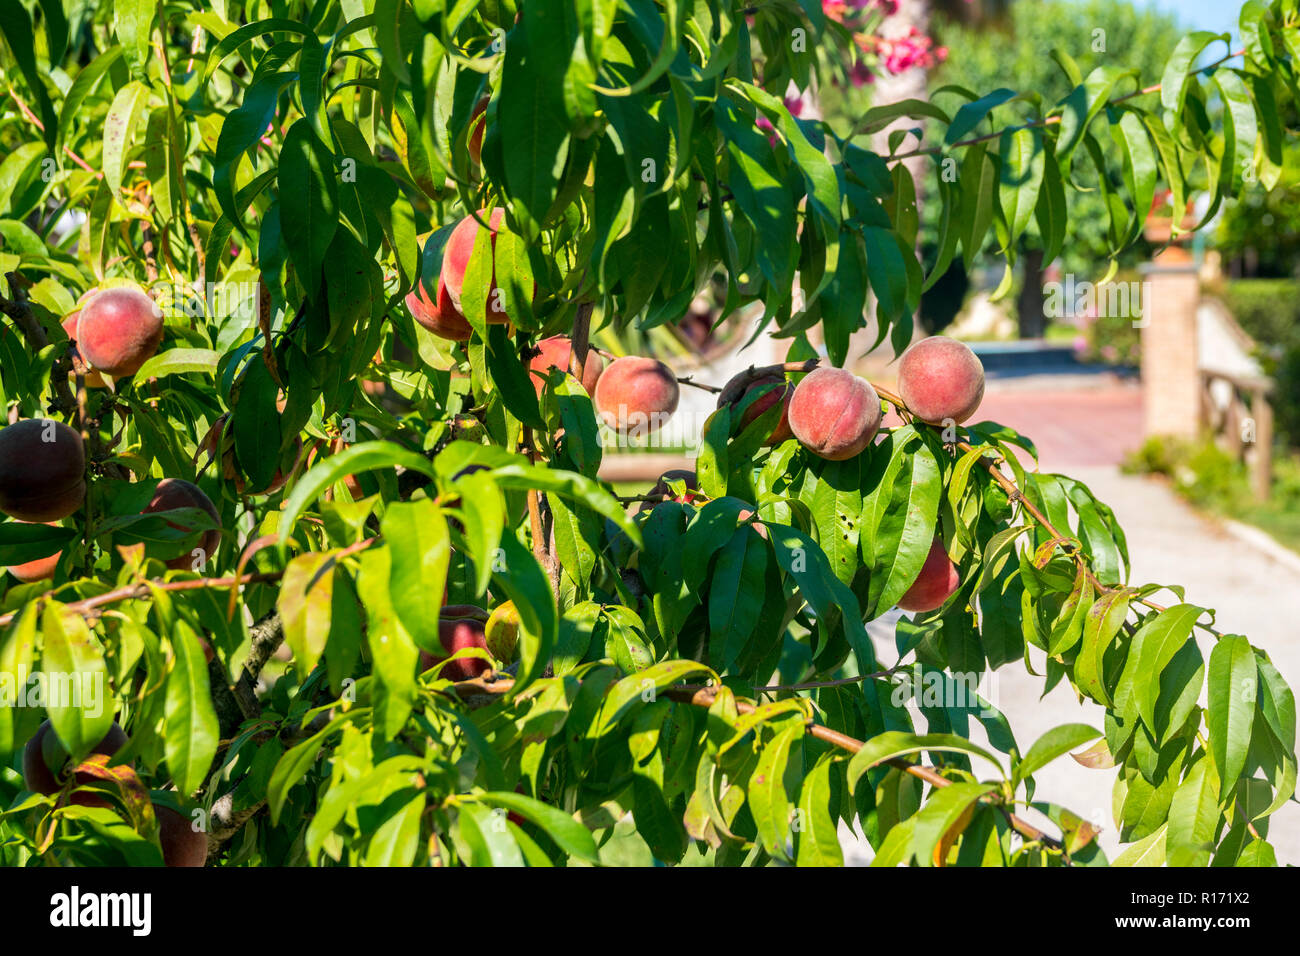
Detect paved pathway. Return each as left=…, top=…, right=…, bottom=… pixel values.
left=841, top=377, right=1300, bottom=866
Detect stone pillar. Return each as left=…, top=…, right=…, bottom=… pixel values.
left=1139, top=245, right=1201, bottom=439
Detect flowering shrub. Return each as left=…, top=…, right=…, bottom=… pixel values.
left=820, top=0, right=949, bottom=87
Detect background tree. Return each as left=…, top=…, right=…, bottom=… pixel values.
left=0, top=0, right=1295, bottom=868
left=916, top=0, right=1185, bottom=336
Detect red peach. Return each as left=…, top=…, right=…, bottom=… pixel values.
left=593, top=356, right=680, bottom=436
left=897, top=536, right=961, bottom=613
left=5, top=520, right=62, bottom=583
left=418, top=613, right=491, bottom=681
left=528, top=336, right=605, bottom=397
left=0, top=419, right=86, bottom=522
left=22, top=719, right=130, bottom=807
left=141, top=478, right=221, bottom=570
left=441, top=208, right=512, bottom=324
left=787, top=367, right=882, bottom=460
left=75, top=285, right=164, bottom=378
left=726, top=373, right=793, bottom=444
left=896, top=336, right=986, bottom=425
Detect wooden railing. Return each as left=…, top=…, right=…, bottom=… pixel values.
left=1198, top=368, right=1274, bottom=500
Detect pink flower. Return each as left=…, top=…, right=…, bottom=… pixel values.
left=877, top=28, right=946, bottom=73
left=784, top=94, right=804, bottom=118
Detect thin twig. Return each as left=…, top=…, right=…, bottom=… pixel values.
left=448, top=675, right=1067, bottom=855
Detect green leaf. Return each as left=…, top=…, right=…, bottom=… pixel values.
left=865, top=432, right=942, bottom=616
left=1212, top=69, right=1258, bottom=193
left=497, top=0, right=572, bottom=227
left=113, top=0, right=154, bottom=75
left=596, top=660, right=714, bottom=735
left=278, top=551, right=342, bottom=679
left=0, top=520, right=75, bottom=566
left=997, top=126, right=1045, bottom=248
left=202, top=18, right=313, bottom=81
left=58, top=48, right=122, bottom=147
left=847, top=732, right=1006, bottom=795
left=708, top=529, right=768, bottom=673
left=714, top=95, right=797, bottom=293
left=1160, top=32, right=1229, bottom=124
left=381, top=499, right=450, bottom=656
left=1112, top=822, right=1167, bottom=867
left=1109, top=108, right=1157, bottom=246
left=1255, top=652, right=1296, bottom=751
left=1166, top=756, right=1220, bottom=868
left=1112, top=603, right=1203, bottom=727
left=795, top=754, right=843, bottom=867
left=958, top=141, right=996, bottom=270
left=103, top=80, right=151, bottom=199
left=133, top=349, right=220, bottom=381
left=162, top=619, right=220, bottom=796
left=945, top=89, right=1019, bottom=144
left=911, top=782, right=995, bottom=868
left=0, top=0, right=57, bottom=152
left=476, top=792, right=600, bottom=864
left=278, top=119, right=338, bottom=297
left=1235, top=839, right=1277, bottom=867
left=278, top=441, right=438, bottom=544
left=40, top=605, right=113, bottom=763
left=1207, top=635, right=1256, bottom=788
left=629, top=768, right=686, bottom=863
left=492, top=531, right=558, bottom=693
left=750, top=723, right=803, bottom=864
left=863, top=225, right=908, bottom=325
left=363, top=791, right=425, bottom=867
left=0, top=606, right=37, bottom=758
left=268, top=714, right=349, bottom=823
left=1014, top=724, right=1100, bottom=789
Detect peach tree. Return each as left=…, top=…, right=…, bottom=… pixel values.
left=0, top=0, right=1295, bottom=867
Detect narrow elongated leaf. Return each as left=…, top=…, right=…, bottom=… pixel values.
left=1207, top=635, right=1256, bottom=788
left=162, top=621, right=220, bottom=796
left=1014, top=724, right=1100, bottom=788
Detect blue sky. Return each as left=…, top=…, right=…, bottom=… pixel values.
left=1138, top=0, right=1238, bottom=36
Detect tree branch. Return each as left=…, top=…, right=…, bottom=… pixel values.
left=447, top=674, right=1071, bottom=857
left=2, top=272, right=79, bottom=416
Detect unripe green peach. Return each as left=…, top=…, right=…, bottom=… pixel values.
left=485, top=600, right=521, bottom=662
